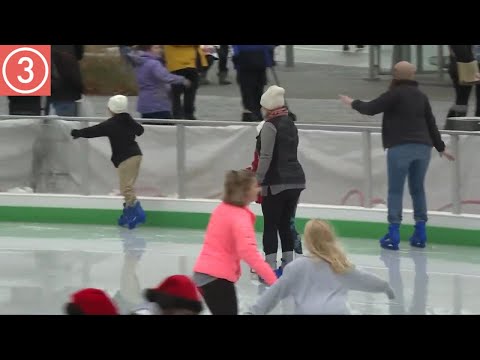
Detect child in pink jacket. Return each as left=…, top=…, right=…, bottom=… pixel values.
left=193, top=170, right=278, bottom=315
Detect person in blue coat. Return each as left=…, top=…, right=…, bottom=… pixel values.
left=232, top=45, right=275, bottom=122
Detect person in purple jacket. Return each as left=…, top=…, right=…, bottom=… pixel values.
left=128, top=45, right=191, bottom=123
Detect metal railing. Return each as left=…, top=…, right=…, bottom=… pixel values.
left=0, top=115, right=478, bottom=215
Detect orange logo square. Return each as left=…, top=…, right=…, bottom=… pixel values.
left=0, top=45, right=51, bottom=96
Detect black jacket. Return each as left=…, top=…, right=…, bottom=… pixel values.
left=51, top=45, right=84, bottom=102
left=351, top=80, right=445, bottom=152
left=450, top=45, right=476, bottom=63
left=71, top=113, right=144, bottom=167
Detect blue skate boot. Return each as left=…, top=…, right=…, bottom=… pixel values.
left=124, top=205, right=140, bottom=230
left=118, top=203, right=128, bottom=227
left=409, top=221, right=427, bottom=248
left=380, top=223, right=400, bottom=251
left=134, top=201, right=146, bottom=225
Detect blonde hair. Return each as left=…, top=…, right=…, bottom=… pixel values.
left=304, top=219, right=353, bottom=274
left=222, top=170, right=256, bottom=207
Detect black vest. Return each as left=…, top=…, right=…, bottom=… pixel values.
left=257, top=115, right=305, bottom=186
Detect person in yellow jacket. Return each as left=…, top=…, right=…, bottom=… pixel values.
left=163, top=45, right=207, bottom=120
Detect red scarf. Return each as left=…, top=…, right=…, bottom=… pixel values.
left=266, top=107, right=289, bottom=120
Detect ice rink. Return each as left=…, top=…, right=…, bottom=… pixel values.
left=0, top=221, right=478, bottom=315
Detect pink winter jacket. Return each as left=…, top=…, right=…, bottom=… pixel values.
left=193, top=202, right=277, bottom=286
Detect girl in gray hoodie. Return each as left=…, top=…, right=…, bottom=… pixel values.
left=248, top=219, right=395, bottom=315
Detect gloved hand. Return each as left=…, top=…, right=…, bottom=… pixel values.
left=71, top=129, right=80, bottom=139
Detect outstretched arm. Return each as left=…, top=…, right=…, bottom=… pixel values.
left=71, top=122, right=109, bottom=139
left=340, top=267, right=395, bottom=299
left=351, top=91, right=396, bottom=116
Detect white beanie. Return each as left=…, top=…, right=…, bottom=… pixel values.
left=260, top=85, right=285, bottom=110
left=108, top=95, right=128, bottom=114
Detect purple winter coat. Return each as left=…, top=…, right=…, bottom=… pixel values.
left=128, top=51, right=185, bottom=114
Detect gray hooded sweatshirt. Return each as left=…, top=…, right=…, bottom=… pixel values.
left=249, top=256, right=394, bottom=315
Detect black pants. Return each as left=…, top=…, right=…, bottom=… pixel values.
left=8, top=96, right=42, bottom=116
left=200, top=278, right=238, bottom=315
left=237, top=69, right=266, bottom=120
left=261, top=188, right=302, bottom=256
left=447, top=62, right=480, bottom=118
left=171, top=68, right=199, bottom=120
left=218, top=45, right=229, bottom=73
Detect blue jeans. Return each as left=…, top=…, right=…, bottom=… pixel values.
left=387, top=143, right=431, bottom=224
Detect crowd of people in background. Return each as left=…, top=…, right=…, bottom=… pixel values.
left=7, top=45, right=282, bottom=123
left=121, top=44, right=278, bottom=122
left=6, top=45, right=480, bottom=126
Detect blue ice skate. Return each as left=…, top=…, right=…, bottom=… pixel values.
left=134, top=201, right=146, bottom=224
left=118, top=203, right=128, bottom=227
left=409, top=221, right=427, bottom=248
left=380, top=223, right=400, bottom=251
left=124, top=205, right=140, bottom=230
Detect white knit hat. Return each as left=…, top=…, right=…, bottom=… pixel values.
left=108, top=95, right=128, bottom=114
left=260, top=85, right=285, bottom=110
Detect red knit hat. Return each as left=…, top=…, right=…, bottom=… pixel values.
left=66, top=288, right=119, bottom=315
left=144, top=275, right=203, bottom=314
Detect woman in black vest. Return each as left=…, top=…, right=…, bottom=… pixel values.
left=256, top=86, right=306, bottom=276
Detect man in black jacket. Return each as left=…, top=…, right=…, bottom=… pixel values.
left=340, top=61, right=454, bottom=251
left=49, top=45, right=84, bottom=116
left=70, top=95, right=146, bottom=229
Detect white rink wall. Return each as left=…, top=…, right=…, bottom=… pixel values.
left=0, top=118, right=479, bottom=214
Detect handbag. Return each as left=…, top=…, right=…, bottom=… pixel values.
left=457, top=60, right=480, bottom=85
left=452, top=45, right=480, bottom=85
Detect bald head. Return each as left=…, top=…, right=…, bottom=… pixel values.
left=393, top=61, right=416, bottom=80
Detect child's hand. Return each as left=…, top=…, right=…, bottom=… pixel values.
left=183, top=79, right=192, bottom=88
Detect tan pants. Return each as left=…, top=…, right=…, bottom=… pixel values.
left=118, top=155, right=142, bottom=207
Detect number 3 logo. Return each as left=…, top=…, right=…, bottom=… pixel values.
left=17, top=57, right=34, bottom=84
left=1, top=46, right=50, bottom=95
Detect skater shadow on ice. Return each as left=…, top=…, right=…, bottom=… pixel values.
left=113, top=230, right=148, bottom=314
left=380, top=249, right=428, bottom=315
